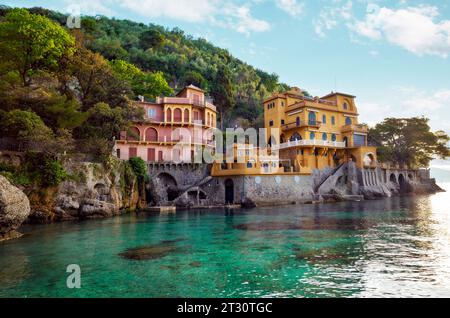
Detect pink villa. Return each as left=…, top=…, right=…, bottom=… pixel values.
left=114, top=85, right=217, bottom=163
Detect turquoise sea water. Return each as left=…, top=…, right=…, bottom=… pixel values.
left=1, top=183, right=450, bottom=298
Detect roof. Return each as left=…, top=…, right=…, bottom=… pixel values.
left=321, top=92, right=356, bottom=99
left=176, top=84, right=205, bottom=96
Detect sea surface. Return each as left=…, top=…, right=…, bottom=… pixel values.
left=1, top=183, right=449, bottom=298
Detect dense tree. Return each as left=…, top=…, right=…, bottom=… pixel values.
left=368, top=117, right=450, bottom=167
left=210, top=66, right=235, bottom=129
left=139, top=29, right=164, bottom=50
left=110, top=59, right=173, bottom=99
left=0, top=8, right=75, bottom=86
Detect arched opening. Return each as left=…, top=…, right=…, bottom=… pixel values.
left=225, top=179, right=234, bottom=204
left=174, top=108, right=182, bottom=122
left=145, top=127, right=158, bottom=142
left=343, top=137, right=348, bottom=147
left=390, top=173, right=397, bottom=184
left=166, top=108, right=172, bottom=122
left=398, top=174, right=409, bottom=193
left=156, top=173, right=178, bottom=202
left=290, top=132, right=302, bottom=141
left=308, top=112, right=316, bottom=125
left=184, top=109, right=189, bottom=123
left=127, top=127, right=140, bottom=141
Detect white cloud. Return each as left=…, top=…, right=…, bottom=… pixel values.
left=350, top=5, right=450, bottom=58
left=314, top=0, right=353, bottom=37
left=64, top=0, right=270, bottom=35
left=276, top=0, right=304, bottom=17
left=119, top=0, right=217, bottom=23
left=222, top=4, right=271, bottom=35
left=63, top=0, right=115, bottom=16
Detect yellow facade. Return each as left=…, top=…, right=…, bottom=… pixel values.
left=212, top=87, right=378, bottom=176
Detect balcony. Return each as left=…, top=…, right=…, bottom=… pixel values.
left=272, top=139, right=346, bottom=150
left=281, top=120, right=322, bottom=131
left=156, top=96, right=217, bottom=111
left=341, top=124, right=368, bottom=134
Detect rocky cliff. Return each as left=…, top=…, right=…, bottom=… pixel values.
left=0, top=175, right=30, bottom=241
left=25, top=158, right=146, bottom=223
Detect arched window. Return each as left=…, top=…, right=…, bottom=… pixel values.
left=322, top=133, right=327, bottom=141
left=174, top=108, right=182, bottom=122
left=345, top=117, right=352, bottom=125
left=166, top=108, right=172, bottom=122
left=145, top=128, right=158, bottom=142
left=331, top=116, right=335, bottom=125
left=308, top=112, right=316, bottom=125
left=310, top=132, right=315, bottom=140
left=290, top=132, right=302, bottom=141
left=343, top=102, right=348, bottom=110
left=296, top=116, right=300, bottom=126
left=184, top=109, right=189, bottom=123
left=331, top=133, right=337, bottom=141
left=322, top=115, right=326, bottom=124
left=127, top=127, right=140, bottom=141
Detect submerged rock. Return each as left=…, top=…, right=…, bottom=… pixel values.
left=119, top=243, right=180, bottom=260
left=0, top=175, right=30, bottom=241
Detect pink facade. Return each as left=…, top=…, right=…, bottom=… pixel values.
left=114, top=85, right=217, bottom=163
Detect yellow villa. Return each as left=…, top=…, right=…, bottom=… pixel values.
left=212, top=87, right=378, bottom=176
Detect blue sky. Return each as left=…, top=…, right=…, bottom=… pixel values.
left=3, top=0, right=450, bottom=167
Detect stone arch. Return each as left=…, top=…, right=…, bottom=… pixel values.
left=127, top=126, right=141, bottom=141
left=390, top=173, right=398, bottom=184
left=398, top=173, right=408, bottom=193
left=173, top=108, right=182, bottom=122
left=145, top=127, right=158, bottom=142
left=156, top=173, right=179, bottom=202
left=225, top=179, right=234, bottom=204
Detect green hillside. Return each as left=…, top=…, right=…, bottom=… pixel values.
left=0, top=5, right=292, bottom=128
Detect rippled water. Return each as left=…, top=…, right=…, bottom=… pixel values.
left=1, top=183, right=449, bottom=298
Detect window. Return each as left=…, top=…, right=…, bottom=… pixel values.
left=296, top=117, right=300, bottom=126
left=281, top=119, right=285, bottom=125
left=345, top=117, right=352, bottom=125
left=322, top=115, right=326, bottom=124
left=148, top=108, right=156, bottom=118
left=343, top=102, right=348, bottom=110
left=353, top=134, right=366, bottom=146
left=310, top=132, right=315, bottom=140
left=308, top=112, right=316, bottom=125
left=331, top=116, right=335, bottom=125
left=247, top=161, right=253, bottom=168
left=290, top=132, right=302, bottom=141
left=322, top=133, right=327, bottom=141
left=331, top=134, right=337, bottom=141
left=269, top=120, right=274, bottom=127
left=281, top=101, right=285, bottom=107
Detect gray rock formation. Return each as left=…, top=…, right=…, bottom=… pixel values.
left=0, top=175, right=30, bottom=241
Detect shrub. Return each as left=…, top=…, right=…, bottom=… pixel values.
left=128, top=157, right=148, bottom=183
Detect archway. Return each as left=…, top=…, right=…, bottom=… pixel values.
left=390, top=173, right=397, bottom=184
left=290, top=132, right=301, bottom=141
left=398, top=174, right=408, bottom=193
left=127, top=127, right=140, bottom=141
left=145, top=127, right=158, bottom=142
left=174, top=108, right=182, bottom=122
left=156, top=173, right=179, bottom=202
left=225, top=179, right=234, bottom=204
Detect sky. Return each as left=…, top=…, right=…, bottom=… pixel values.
left=2, top=0, right=450, bottom=168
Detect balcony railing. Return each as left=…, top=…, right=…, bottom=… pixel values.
left=281, top=120, right=322, bottom=131
left=341, top=124, right=368, bottom=133
left=272, top=139, right=346, bottom=150
left=156, top=96, right=217, bottom=111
